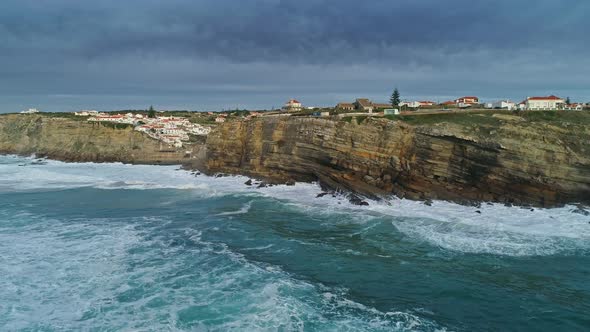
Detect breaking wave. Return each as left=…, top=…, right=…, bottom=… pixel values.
left=0, top=212, right=443, bottom=331
left=2, top=154, right=589, bottom=259
left=2, top=154, right=590, bottom=330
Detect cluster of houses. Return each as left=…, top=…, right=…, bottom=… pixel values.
left=135, top=116, right=210, bottom=148
left=422, top=95, right=585, bottom=111
left=481, top=96, right=584, bottom=111
left=86, top=112, right=210, bottom=148
left=332, top=95, right=586, bottom=113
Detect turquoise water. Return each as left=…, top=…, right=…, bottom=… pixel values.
left=1, top=155, right=589, bottom=331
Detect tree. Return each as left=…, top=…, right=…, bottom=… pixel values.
left=390, top=88, right=401, bottom=107
left=566, top=97, right=571, bottom=105
left=148, top=105, right=156, bottom=118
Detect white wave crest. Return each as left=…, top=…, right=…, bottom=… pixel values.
left=2, top=155, right=589, bottom=257
left=216, top=201, right=253, bottom=216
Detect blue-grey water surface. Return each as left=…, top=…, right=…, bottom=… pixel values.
left=1, top=155, right=589, bottom=331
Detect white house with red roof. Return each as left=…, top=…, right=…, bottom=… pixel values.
left=524, top=95, right=565, bottom=110
left=454, top=96, right=479, bottom=108
left=283, top=99, right=302, bottom=111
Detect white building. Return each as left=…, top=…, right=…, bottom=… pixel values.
left=283, top=99, right=302, bottom=111
left=88, top=114, right=139, bottom=124
left=74, top=110, right=98, bottom=116
left=399, top=101, right=434, bottom=108
left=492, top=100, right=516, bottom=110
left=525, top=95, right=565, bottom=110
left=20, top=108, right=39, bottom=114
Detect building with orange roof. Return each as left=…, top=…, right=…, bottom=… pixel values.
left=524, top=95, right=565, bottom=110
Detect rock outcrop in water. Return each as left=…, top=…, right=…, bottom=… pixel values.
left=206, top=114, right=590, bottom=207
left=0, top=114, right=205, bottom=165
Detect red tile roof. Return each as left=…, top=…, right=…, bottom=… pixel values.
left=454, top=97, right=479, bottom=104
left=527, top=95, right=562, bottom=101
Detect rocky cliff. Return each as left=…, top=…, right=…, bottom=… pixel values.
left=0, top=114, right=205, bottom=165
left=206, top=113, right=590, bottom=207
left=3, top=112, right=589, bottom=207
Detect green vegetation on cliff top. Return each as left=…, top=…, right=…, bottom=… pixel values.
left=385, top=110, right=590, bottom=128
left=3, top=109, right=590, bottom=131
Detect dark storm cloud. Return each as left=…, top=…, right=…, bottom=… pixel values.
left=0, top=0, right=589, bottom=111
left=2, top=0, right=589, bottom=63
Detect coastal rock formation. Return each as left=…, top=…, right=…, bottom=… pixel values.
left=206, top=115, right=590, bottom=207
left=0, top=114, right=205, bottom=165
left=2, top=112, right=589, bottom=207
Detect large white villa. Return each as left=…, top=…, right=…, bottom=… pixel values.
left=524, top=95, right=565, bottom=110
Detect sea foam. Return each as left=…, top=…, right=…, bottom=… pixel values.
left=2, top=155, right=589, bottom=258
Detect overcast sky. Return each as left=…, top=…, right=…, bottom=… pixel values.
left=1, top=0, right=588, bottom=112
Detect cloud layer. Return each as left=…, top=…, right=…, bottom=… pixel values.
left=1, top=0, right=588, bottom=111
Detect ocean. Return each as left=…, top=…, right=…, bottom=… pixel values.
left=0, top=155, right=589, bottom=331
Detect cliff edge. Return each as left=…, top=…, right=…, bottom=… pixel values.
left=206, top=113, right=590, bottom=207
left=2, top=112, right=589, bottom=207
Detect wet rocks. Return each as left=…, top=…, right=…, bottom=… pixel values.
left=349, top=195, right=369, bottom=206
left=571, top=205, right=590, bottom=216
left=244, top=179, right=253, bottom=186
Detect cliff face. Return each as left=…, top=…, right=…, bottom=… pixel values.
left=3, top=112, right=589, bottom=207
left=206, top=114, right=590, bottom=207
left=0, top=114, right=204, bottom=165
